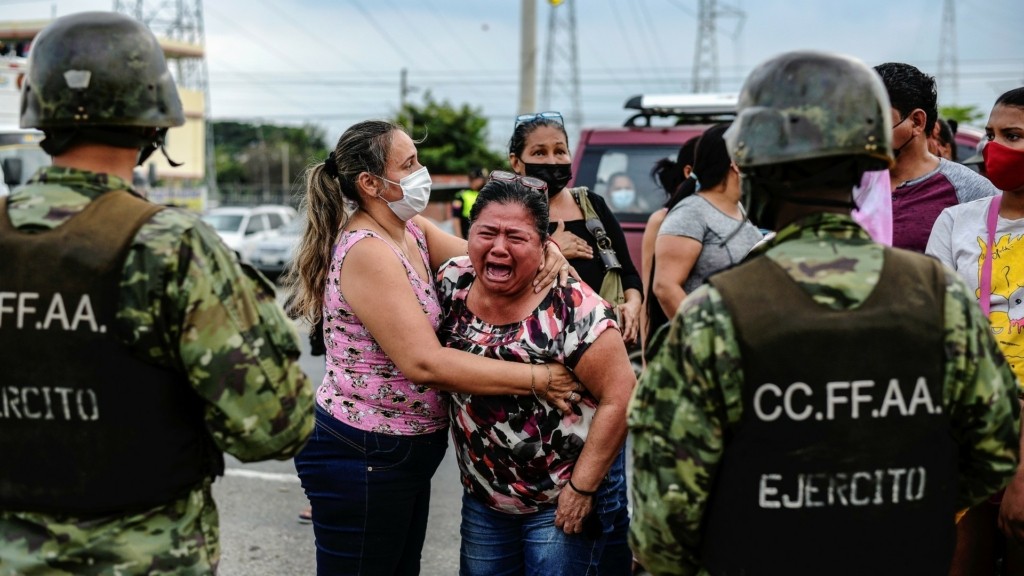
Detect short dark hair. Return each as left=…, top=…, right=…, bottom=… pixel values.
left=469, top=179, right=550, bottom=241
left=874, top=62, right=938, bottom=133
left=508, top=116, right=569, bottom=159
left=996, top=87, right=1024, bottom=109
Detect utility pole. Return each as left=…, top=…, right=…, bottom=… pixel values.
left=518, top=0, right=537, bottom=115
left=541, top=0, right=582, bottom=135
left=937, top=0, right=959, bottom=105
left=692, top=0, right=744, bottom=93
left=280, top=141, right=290, bottom=196
left=400, top=67, right=410, bottom=110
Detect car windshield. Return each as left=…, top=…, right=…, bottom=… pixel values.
left=575, top=144, right=681, bottom=223
left=202, top=213, right=244, bottom=233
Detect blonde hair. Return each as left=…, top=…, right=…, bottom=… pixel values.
left=284, top=120, right=402, bottom=323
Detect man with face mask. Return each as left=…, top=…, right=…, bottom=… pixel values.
left=629, top=51, right=1020, bottom=576
left=874, top=62, right=998, bottom=253
left=0, top=12, right=314, bottom=574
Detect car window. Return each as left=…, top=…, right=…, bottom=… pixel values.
left=281, top=216, right=305, bottom=235
left=202, top=214, right=244, bottom=233
left=245, top=215, right=267, bottom=235
left=267, top=213, right=284, bottom=229
left=575, top=145, right=680, bottom=223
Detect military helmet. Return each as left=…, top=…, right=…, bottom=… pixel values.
left=20, top=11, right=184, bottom=130
left=725, top=51, right=893, bottom=171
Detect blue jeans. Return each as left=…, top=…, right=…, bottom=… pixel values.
left=459, top=449, right=631, bottom=576
left=294, top=405, right=448, bottom=576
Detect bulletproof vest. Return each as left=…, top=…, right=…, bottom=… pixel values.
left=701, top=248, right=956, bottom=576
left=0, top=190, right=224, bottom=516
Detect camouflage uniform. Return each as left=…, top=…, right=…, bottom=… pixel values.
left=628, top=213, right=1021, bottom=576
left=0, top=167, right=314, bottom=576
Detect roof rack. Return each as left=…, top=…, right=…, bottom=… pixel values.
left=623, top=93, right=738, bottom=127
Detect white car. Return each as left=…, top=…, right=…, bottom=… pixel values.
left=251, top=215, right=305, bottom=281
left=201, top=205, right=297, bottom=263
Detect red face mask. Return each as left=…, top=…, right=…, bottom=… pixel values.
left=984, top=140, right=1024, bottom=193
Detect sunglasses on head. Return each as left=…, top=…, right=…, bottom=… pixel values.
left=514, top=111, right=564, bottom=128
left=488, top=170, right=548, bottom=193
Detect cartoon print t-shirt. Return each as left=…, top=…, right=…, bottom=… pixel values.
left=927, top=195, right=1024, bottom=387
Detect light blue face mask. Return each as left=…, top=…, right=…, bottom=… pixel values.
left=378, top=166, right=432, bottom=221
left=609, top=188, right=636, bottom=209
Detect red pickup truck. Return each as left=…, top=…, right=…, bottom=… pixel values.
left=569, top=94, right=986, bottom=272
left=568, top=93, right=738, bottom=271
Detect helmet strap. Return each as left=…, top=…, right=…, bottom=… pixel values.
left=137, top=130, right=182, bottom=167
left=41, top=127, right=182, bottom=168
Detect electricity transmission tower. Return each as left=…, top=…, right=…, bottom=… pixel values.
left=113, top=0, right=217, bottom=193
left=692, top=0, right=745, bottom=93
left=541, top=0, right=582, bottom=135
left=937, top=0, right=959, bottom=104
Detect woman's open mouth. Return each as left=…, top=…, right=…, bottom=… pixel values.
left=484, top=262, right=513, bottom=280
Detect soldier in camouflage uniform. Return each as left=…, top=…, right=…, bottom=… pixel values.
left=0, top=12, right=313, bottom=575
left=628, top=51, right=1021, bottom=576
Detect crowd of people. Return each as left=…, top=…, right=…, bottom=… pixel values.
left=3, top=10, right=1024, bottom=576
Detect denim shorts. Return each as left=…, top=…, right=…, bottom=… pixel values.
left=459, top=448, right=631, bottom=576
left=294, top=404, right=449, bottom=576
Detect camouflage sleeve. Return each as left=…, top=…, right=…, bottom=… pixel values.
left=117, top=208, right=314, bottom=462
left=942, top=268, right=1020, bottom=509
left=628, top=284, right=742, bottom=576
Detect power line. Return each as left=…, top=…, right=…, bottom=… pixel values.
left=419, top=0, right=491, bottom=71
left=349, top=0, right=425, bottom=68
left=253, top=0, right=372, bottom=75
left=606, top=0, right=652, bottom=92
left=635, top=0, right=674, bottom=64
left=664, top=0, right=697, bottom=18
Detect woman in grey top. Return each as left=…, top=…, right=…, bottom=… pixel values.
left=652, top=123, right=763, bottom=319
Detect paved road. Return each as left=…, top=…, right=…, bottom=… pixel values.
left=214, top=312, right=463, bottom=575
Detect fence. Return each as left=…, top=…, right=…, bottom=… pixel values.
left=212, top=184, right=305, bottom=210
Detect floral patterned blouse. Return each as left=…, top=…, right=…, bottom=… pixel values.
left=316, top=221, right=449, bottom=435
left=437, top=256, right=618, bottom=514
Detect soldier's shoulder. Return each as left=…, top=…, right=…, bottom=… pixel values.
left=135, top=205, right=222, bottom=249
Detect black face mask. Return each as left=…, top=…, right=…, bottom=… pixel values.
left=892, top=115, right=915, bottom=159
left=523, top=162, right=572, bottom=196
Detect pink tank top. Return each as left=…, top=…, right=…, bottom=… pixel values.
left=316, top=221, right=449, bottom=435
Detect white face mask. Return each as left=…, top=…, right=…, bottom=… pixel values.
left=609, top=187, right=636, bottom=209
left=378, top=166, right=432, bottom=221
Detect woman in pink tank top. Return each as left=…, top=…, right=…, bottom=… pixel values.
left=287, top=120, right=576, bottom=575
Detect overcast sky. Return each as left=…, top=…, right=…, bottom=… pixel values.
left=6, top=0, right=1023, bottom=151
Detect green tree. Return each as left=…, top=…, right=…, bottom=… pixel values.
left=393, top=92, right=505, bottom=175
left=212, top=121, right=328, bottom=187
left=940, top=105, right=986, bottom=126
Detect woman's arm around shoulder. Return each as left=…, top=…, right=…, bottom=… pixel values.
left=340, top=237, right=576, bottom=410
left=413, top=215, right=468, bottom=272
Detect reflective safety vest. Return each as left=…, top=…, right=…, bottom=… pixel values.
left=455, top=189, right=479, bottom=219
left=702, top=249, right=955, bottom=575
left=0, top=190, right=224, bottom=517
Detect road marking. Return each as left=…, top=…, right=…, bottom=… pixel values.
left=225, top=468, right=301, bottom=484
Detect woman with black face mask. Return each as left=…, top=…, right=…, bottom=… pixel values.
left=508, top=112, right=643, bottom=346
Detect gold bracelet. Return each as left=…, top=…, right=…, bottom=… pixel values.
left=531, top=365, right=542, bottom=402
left=545, top=364, right=552, bottom=396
